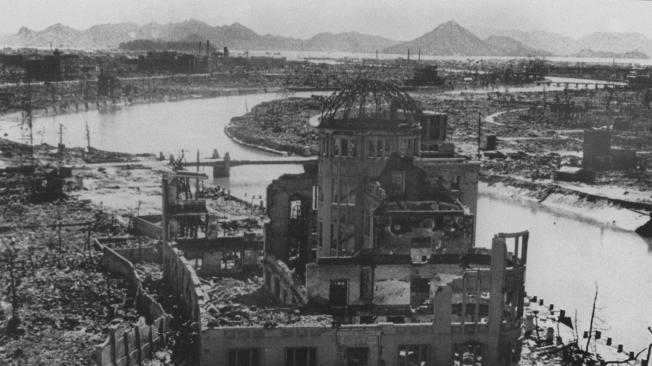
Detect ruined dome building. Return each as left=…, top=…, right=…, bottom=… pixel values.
left=148, top=79, right=532, bottom=365
left=248, top=79, right=531, bottom=366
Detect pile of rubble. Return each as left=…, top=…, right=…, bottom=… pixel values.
left=0, top=180, right=146, bottom=365
left=227, top=97, right=322, bottom=156
left=0, top=245, right=142, bottom=364
left=134, top=262, right=164, bottom=298
left=200, top=276, right=332, bottom=328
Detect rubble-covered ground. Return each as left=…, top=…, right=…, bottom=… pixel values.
left=0, top=188, right=146, bottom=365
left=226, top=96, right=323, bottom=156
left=71, top=162, right=264, bottom=225
left=0, top=136, right=149, bottom=168
left=519, top=300, right=638, bottom=366
left=200, top=276, right=332, bottom=329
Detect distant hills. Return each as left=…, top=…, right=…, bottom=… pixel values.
left=471, top=26, right=651, bottom=58
left=383, top=21, right=550, bottom=56
left=1, top=19, right=649, bottom=58
left=304, top=32, right=398, bottom=53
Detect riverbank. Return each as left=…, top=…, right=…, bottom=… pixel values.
left=226, top=96, right=323, bottom=156
left=223, top=125, right=288, bottom=156
left=479, top=179, right=650, bottom=233
left=0, top=82, right=284, bottom=123
left=0, top=137, right=152, bottom=169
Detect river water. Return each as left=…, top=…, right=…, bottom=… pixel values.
left=1, top=92, right=650, bottom=351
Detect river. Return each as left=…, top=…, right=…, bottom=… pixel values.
left=1, top=91, right=651, bottom=351
left=476, top=189, right=651, bottom=351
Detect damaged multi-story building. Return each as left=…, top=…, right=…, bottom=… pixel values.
left=251, top=79, right=530, bottom=366
left=152, top=79, right=530, bottom=366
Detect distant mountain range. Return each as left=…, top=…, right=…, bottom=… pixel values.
left=471, top=26, right=652, bottom=58
left=1, top=19, right=649, bottom=58
left=383, top=21, right=550, bottom=56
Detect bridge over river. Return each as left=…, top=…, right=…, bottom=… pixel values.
left=180, top=153, right=317, bottom=177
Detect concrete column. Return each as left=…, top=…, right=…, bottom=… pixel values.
left=212, top=153, right=231, bottom=178
left=487, top=235, right=506, bottom=365
left=161, top=175, right=172, bottom=242
left=433, top=285, right=453, bottom=366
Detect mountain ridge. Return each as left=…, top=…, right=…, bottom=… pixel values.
left=383, top=21, right=547, bottom=56
left=2, top=19, right=651, bottom=58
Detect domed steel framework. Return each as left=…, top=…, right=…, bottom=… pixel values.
left=319, top=79, right=420, bottom=124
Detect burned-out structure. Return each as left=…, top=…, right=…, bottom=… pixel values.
left=153, top=171, right=263, bottom=276
left=237, top=79, right=530, bottom=366
left=582, top=128, right=638, bottom=171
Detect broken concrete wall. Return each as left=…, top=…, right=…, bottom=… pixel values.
left=161, top=241, right=205, bottom=322
left=160, top=241, right=207, bottom=365
left=375, top=213, right=474, bottom=257
left=263, top=254, right=307, bottom=306
left=177, top=237, right=263, bottom=276
left=306, top=263, right=361, bottom=306
left=199, top=321, right=517, bottom=366
left=112, top=246, right=162, bottom=265
left=95, top=316, right=169, bottom=366
left=611, top=149, right=637, bottom=170
left=132, top=215, right=163, bottom=239
left=95, top=240, right=169, bottom=366
left=98, top=240, right=167, bottom=322
left=265, top=172, right=316, bottom=264
left=372, top=265, right=411, bottom=305
left=583, top=129, right=611, bottom=169
left=416, top=159, right=480, bottom=218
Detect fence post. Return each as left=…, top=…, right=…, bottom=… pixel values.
left=135, top=326, right=142, bottom=365
left=110, top=329, right=117, bottom=366
left=159, top=317, right=167, bottom=347
left=149, top=323, right=155, bottom=359
left=123, top=331, right=130, bottom=366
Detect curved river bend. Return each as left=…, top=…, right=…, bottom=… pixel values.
left=2, top=92, right=650, bottom=351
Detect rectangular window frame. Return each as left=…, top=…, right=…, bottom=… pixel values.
left=228, top=348, right=261, bottom=366
left=285, top=347, right=317, bottom=366
left=397, top=344, right=429, bottom=366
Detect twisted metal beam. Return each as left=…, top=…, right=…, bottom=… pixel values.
left=319, top=78, right=419, bottom=124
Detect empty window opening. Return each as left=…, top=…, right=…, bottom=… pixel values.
left=286, top=347, right=317, bottom=366
left=290, top=199, right=302, bottom=219
left=228, top=348, right=260, bottom=366
left=453, top=344, right=483, bottom=366
left=360, top=267, right=373, bottom=301
left=359, top=315, right=374, bottom=324
left=346, top=347, right=369, bottom=366
left=398, top=344, right=429, bottom=366
left=219, top=249, right=242, bottom=272
left=330, top=279, right=348, bottom=306
left=452, top=176, right=461, bottom=191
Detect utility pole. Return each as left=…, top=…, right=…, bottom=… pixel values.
left=85, top=121, right=91, bottom=151
left=58, top=123, right=64, bottom=157
left=0, top=242, right=23, bottom=329
left=477, top=111, right=482, bottom=158
left=196, top=150, right=200, bottom=195
left=21, top=79, right=34, bottom=166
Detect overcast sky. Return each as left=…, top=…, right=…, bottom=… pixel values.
left=2, top=0, right=652, bottom=40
